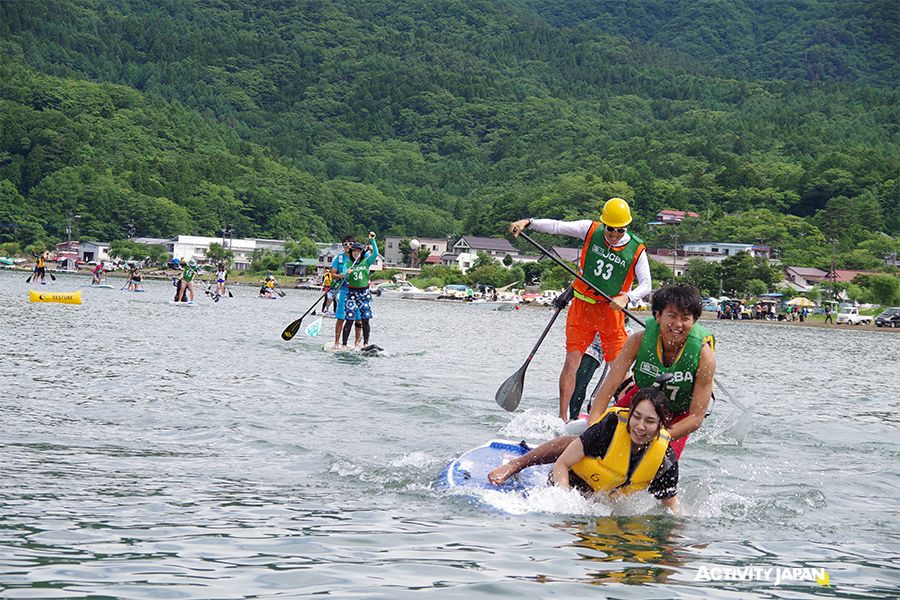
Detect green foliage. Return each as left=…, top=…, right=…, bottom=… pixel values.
left=249, top=250, right=284, bottom=274
left=540, top=265, right=573, bottom=291
left=746, top=279, right=768, bottom=298
left=409, top=276, right=443, bottom=290
left=108, top=239, right=167, bottom=265
left=682, top=259, right=721, bottom=297
left=284, top=238, right=319, bottom=260
left=466, top=263, right=524, bottom=288
left=409, top=263, right=468, bottom=288
left=376, top=268, right=403, bottom=281
left=1, top=241, right=21, bottom=256
left=853, top=274, right=900, bottom=306
left=205, top=242, right=234, bottom=267
left=471, top=251, right=497, bottom=270
left=0, top=0, right=896, bottom=262
left=398, top=239, right=412, bottom=266
left=415, top=246, right=431, bottom=265
left=648, top=258, right=675, bottom=285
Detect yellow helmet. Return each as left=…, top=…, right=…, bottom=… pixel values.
left=600, top=197, right=632, bottom=228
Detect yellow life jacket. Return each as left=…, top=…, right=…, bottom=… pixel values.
left=570, top=407, right=670, bottom=495
left=266, top=280, right=275, bottom=289
left=37, top=256, right=45, bottom=268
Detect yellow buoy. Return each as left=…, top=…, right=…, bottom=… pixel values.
left=29, top=290, right=82, bottom=305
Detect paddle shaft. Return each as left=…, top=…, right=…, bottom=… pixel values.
left=519, top=231, right=644, bottom=326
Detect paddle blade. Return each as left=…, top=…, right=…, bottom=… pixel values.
left=495, top=363, right=528, bottom=412
left=305, top=317, right=323, bottom=337
left=25, top=274, right=33, bottom=283
left=281, top=317, right=304, bottom=341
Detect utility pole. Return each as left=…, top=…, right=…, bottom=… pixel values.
left=829, top=238, right=837, bottom=302
left=672, top=226, right=678, bottom=277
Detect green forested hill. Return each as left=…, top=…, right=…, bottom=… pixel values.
left=527, top=0, right=899, bottom=86
left=0, top=0, right=897, bottom=270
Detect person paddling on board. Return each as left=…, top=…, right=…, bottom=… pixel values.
left=91, top=262, right=105, bottom=285
left=330, top=236, right=355, bottom=350
left=488, top=284, right=715, bottom=488
left=175, top=259, right=198, bottom=302
left=509, top=198, right=652, bottom=421
left=215, top=262, right=227, bottom=297
left=321, top=269, right=334, bottom=314
left=128, top=266, right=143, bottom=291
left=341, top=232, right=379, bottom=349
left=31, top=250, right=48, bottom=284
left=259, top=272, right=278, bottom=298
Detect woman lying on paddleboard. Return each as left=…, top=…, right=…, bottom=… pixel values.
left=489, top=386, right=680, bottom=512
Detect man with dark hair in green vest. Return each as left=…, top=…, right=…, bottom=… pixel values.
left=588, top=283, right=716, bottom=458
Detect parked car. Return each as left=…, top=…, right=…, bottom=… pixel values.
left=835, top=307, right=873, bottom=325
left=875, top=307, right=900, bottom=328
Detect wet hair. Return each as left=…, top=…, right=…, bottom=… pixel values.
left=628, top=387, right=672, bottom=429
left=651, top=283, right=703, bottom=321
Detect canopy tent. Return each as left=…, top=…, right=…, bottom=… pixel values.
left=759, top=293, right=784, bottom=298
left=787, top=297, right=815, bottom=307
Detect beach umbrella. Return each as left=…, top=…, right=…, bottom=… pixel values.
left=787, top=297, right=815, bottom=307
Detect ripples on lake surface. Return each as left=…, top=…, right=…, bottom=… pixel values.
left=2, top=271, right=898, bottom=598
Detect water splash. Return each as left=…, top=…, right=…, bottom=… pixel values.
left=498, top=408, right=565, bottom=439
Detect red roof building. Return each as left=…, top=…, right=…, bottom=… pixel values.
left=655, top=209, right=701, bottom=224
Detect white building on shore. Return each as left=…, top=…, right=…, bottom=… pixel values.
left=164, top=235, right=286, bottom=270
left=382, top=236, right=450, bottom=267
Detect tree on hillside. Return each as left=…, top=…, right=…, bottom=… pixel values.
left=648, top=258, right=675, bottom=285
left=854, top=274, right=900, bottom=306
left=285, top=237, right=319, bottom=260
left=471, top=251, right=497, bottom=270
left=206, top=242, right=234, bottom=267
left=682, top=259, right=721, bottom=297
left=415, top=246, right=431, bottom=266
left=399, top=238, right=412, bottom=266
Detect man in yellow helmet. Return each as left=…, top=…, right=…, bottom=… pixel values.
left=510, top=198, right=652, bottom=421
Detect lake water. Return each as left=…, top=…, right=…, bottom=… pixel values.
left=2, top=270, right=899, bottom=598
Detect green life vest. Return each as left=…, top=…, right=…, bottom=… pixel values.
left=574, top=223, right=645, bottom=303
left=182, top=265, right=195, bottom=282
left=633, top=317, right=714, bottom=416
left=346, top=262, right=371, bottom=288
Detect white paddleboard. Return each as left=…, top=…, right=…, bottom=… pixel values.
left=437, top=439, right=550, bottom=494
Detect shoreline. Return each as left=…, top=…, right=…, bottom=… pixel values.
left=8, top=266, right=896, bottom=332
left=698, top=315, right=898, bottom=333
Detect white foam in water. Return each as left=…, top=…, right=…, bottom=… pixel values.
left=498, top=408, right=566, bottom=440
left=389, top=451, right=441, bottom=470
left=456, top=480, right=671, bottom=517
